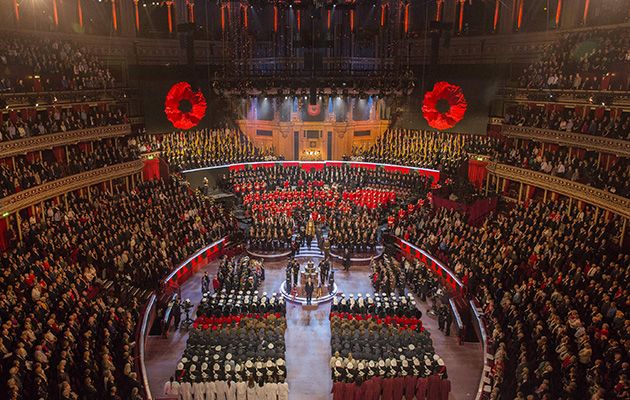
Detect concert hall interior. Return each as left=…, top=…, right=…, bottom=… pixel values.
left=0, top=0, right=628, bottom=400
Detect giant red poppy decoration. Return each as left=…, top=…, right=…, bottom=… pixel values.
left=164, top=82, right=207, bottom=130
left=422, top=81, right=467, bottom=130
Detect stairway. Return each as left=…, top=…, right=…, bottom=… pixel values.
left=294, top=237, right=325, bottom=259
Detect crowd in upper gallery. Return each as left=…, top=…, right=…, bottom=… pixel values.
left=503, top=104, right=629, bottom=141
left=0, top=137, right=139, bottom=199
left=0, top=36, right=116, bottom=93
left=0, top=177, right=236, bottom=399
left=516, top=26, right=630, bottom=91
left=0, top=105, right=128, bottom=142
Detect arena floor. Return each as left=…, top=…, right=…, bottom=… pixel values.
left=144, top=258, right=483, bottom=400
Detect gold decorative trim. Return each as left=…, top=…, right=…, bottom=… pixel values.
left=487, top=162, right=630, bottom=219
left=0, top=160, right=143, bottom=215
left=141, top=151, right=161, bottom=160
left=501, top=125, right=630, bottom=157
left=0, top=125, right=131, bottom=158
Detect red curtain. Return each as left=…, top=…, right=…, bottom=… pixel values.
left=526, top=185, right=536, bottom=200
left=52, top=146, right=65, bottom=163
left=573, top=148, right=586, bottom=159
left=0, top=217, right=7, bottom=251
left=595, top=107, right=605, bottom=119
left=468, top=159, right=488, bottom=189
left=142, top=158, right=160, bottom=181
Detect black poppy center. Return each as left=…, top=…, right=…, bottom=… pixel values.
left=179, top=99, right=193, bottom=113
left=436, top=98, right=450, bottom=113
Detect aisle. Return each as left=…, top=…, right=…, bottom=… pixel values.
left=144, top=258, right=482, bottom=400
left=281, top=262, right=374, bottom=400
left=284, top=302, right=333, bottom=400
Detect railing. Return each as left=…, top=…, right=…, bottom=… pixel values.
left=470, top=299, right=491, bottom=400
left=135, top=237, right=231, bottom=400
left=0, top=159, right=143, bottom=215
left=500, top=124, right=630, bottom=157
left=0, top=87, right=138, bottom=108
left=487, top=162, right=630, bottom=219
left=393, top=237, right=490, bottom=400
left=0, top=124, right=132, bottom=158
left=499, top=87, right=630, bottom=106
left=394, top=237, right=464, bottom=294
left=181, top=160, right=441, bottom=183
left=128, top=116, right=145, bottom=125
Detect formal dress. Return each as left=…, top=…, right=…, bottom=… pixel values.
left=264, top=382, right=278, bottom=400
left=255, top=383, right=266, bottom=399
left=439, top=379, right=451, bottom=400
left=382, top=378, right=395, bottom=400
left=235, top=381, right=247, bottom=400
left=415, top=377, right=428, bottom=400
left=427, top=375, right=441, bottom=400
left=332, top=381, right=345, bottom=400
left=354, top=383, right=367, bottom=400
left=193, top=382, right=206, bottom=399
left=226, top=381, right=237, bottom=400
left=370, top=376, right=383, bottom=400
left=404, top=376, right=417, bottom=400
left=164, top=381, right=180, bottom=396
left=205, top=381, right=217, bottom=400
left=246, top=384, right=257, bottom=400
left=277, top=382, right=289, bottom=400
left=216, top=380, right=228, bottom=400
left=393, top=376, right=405, bottom=400
left=343, top=382, right=356, bottom=400
left=181, top=381, right=193, bottom=400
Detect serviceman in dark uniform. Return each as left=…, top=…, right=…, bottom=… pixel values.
left=305, top=279, right=314, bottom=305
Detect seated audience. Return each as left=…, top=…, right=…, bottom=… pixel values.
left=516, top=27, right=630, bottom=91
left=0, top=105, right=128, bottom=142
left=504, top=104, right=629, bottom=141
left=0, top=36, right=116, bottom=93
left=0, top=176, right=235, bottom=399
left=0, top=139, right=139, bottom=199
left=489, top=141, right=629, bottom=196
left=392, top=200, right=628, bottom=399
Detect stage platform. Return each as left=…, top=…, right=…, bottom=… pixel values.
left=245, top=245, right=384, bottom=265
left=330, top=246, right=384, bottom=265
left=279, top=280, right=338, bottom=306
left=245, top=248, right=292, bottom=261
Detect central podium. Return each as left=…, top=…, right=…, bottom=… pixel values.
left=280, top=258, right=338, bottom=305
